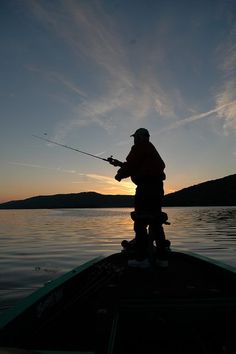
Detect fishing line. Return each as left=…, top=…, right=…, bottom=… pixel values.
left=32, top=134, right=109, bottom=162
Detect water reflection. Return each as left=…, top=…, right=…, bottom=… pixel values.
left=0, top=207, right=235, bottom=310
left=165, top=207, right=236, bottom=265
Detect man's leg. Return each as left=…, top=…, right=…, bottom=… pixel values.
left=133, top=185, right=150, bottom=261
left=133, top=218, right=148, bottom=260
left=149, top=220, right=169, bottom=267
left=149, top=221, right=166, bottom=248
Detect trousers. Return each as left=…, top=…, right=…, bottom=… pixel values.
left=133, top=182, right=165, bottom=260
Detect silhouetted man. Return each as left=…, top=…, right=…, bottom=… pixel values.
left=109, top=128, right=168, bottom=267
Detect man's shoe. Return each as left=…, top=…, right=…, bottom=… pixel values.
left=128, top=258, right=150, bottom=269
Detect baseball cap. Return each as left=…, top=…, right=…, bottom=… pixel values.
left=130, top=128, right=150, bottom=138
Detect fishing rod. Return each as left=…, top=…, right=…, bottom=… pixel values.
left=32, top=134, right=123, bottom=166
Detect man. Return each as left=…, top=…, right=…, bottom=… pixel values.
left=109, top=128, right=168, bottom=267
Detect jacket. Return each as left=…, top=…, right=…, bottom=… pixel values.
left=116, top=141, right=165, bottom=185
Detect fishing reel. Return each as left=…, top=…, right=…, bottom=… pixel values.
left=107, top=156, right=123, bottom=167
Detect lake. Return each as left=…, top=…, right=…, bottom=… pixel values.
left=0, top=207, right=236, bottom=312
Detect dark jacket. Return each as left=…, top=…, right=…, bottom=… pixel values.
left=116, top=141, right=165, bottom=185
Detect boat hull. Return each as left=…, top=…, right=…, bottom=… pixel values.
left=0, top=251, right=235, bottom=353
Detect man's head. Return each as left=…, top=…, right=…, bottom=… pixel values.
left=130, top=128, right=150, bottom=144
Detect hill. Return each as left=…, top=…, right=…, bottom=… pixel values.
left=0, top=192, right=134, bottom=209
left=163, top=174, right=236, bottom=206
left=0, top=174, right=235, bottom=209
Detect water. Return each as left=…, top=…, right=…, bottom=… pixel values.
left=0, top=207, right=236, bottom=312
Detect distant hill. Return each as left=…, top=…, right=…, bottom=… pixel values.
left=0, top=174, right=235, bottom=209
left=0, top=192, right=134, bottom=209
left=163, top=174, right=236, bottom=206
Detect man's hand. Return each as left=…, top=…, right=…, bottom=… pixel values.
left=107, top=156, right=123, bottom=167
left=114, top=165, right=130, bottom=182
left=115, top=173, right=122, bottom=182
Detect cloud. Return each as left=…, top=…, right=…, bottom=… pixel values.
left=73, top=173, right=134, bottom=194
left=51, top=95, right=122, bottom=141
left=215, top=24, right=236, bottom=133
left=28, top=0, right=132, bottom=87
left=157, top=101, right=236, bottom=133
left=26, top=0, right=236, bottom=143
left=27, top=0, right=177, bottom=136
left=8, top=161, right=76, bottom=174
left=216, top=81, right=236, bottom=133
left=51, top=73, right=87, bottom=99
left=158, top=20, right=236, bottom=135
left=27, top=65, right=87, bottom=99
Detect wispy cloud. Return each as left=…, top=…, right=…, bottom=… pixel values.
left=27, top=0, right=177, bottom=136
left=27, top=65, right=87, bottom=99
left=28, top=0, right=132, bottom=87
left=8, top=161, right=76, bottom=174
left=216, top=82, right=236, bottom=134
left=153, top=19, right=236, bottom=136
left=158, top=101, right=236, bottom=133
left=25, top=0, right=236, bottom=143
left=215, top=25, right=236, bottom=133
left=72, top=173, right=134, bottom=194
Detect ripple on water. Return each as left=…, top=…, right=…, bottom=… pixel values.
left=0, top=207, right=235, bottom=311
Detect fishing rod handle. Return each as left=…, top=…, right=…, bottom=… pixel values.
left=107, top=156, right=123, bottom=167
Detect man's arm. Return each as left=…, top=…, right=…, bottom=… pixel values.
left=115, top=163, right=131, bottom=181
left=107, top=156, right=131, bottom=182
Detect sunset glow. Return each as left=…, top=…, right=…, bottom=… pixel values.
left=1, top=0, right=236, bottom=203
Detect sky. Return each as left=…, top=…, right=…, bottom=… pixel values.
left=1, top=0, right=236, bottom=203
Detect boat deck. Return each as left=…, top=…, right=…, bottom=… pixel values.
left=0, top=251, right=235, bottom=354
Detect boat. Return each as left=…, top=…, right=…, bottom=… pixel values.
left=0, top=248, right=235, bottom=354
